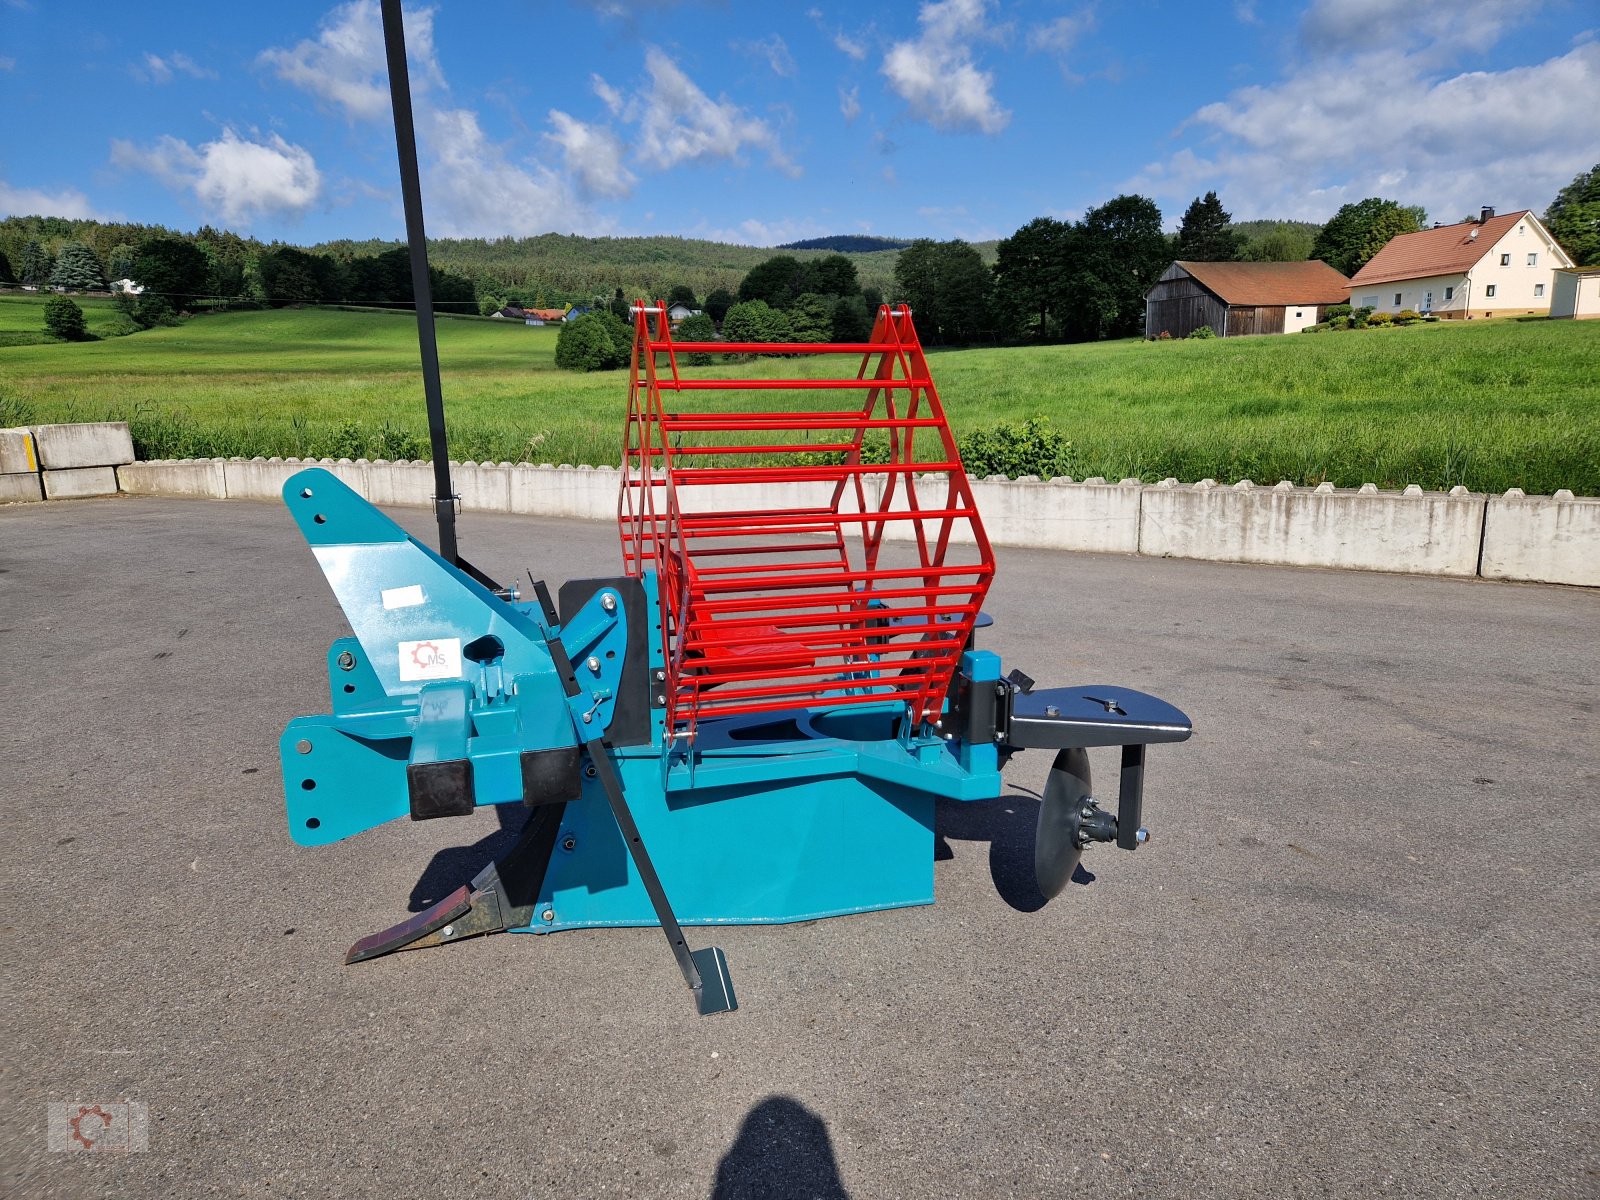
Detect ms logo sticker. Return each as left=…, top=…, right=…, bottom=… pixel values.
left=398, top=636, right=463, bottom=682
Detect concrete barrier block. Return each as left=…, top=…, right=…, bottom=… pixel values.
left=967, top=477, right=1142, bottom=554
left=1139, top=483, right=1485, bottom=576
left=1481, top=492, right=1600, bottom=587
left=454, top=461, right=511, bottom=512
left=30, top=422, right=135, bottom=469
left=509, top=465, right=620, bottom=521
left=0, top=427, right=39, bottom=474
left=117, top=459, right=227, bottom=498
left=322, top=457, right=369, bottom=493
left=0, top=472, right=44, bottom=503
left=42, top=466, right=119, bottom=499
left=223, top=457, right=301, bottom=501
left=360, top=459, right=434, bottom=508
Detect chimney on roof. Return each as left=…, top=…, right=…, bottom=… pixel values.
left=1480, top=206, right=1495, bottom=224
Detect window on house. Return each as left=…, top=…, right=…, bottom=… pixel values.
left=1394, top=292, right=1403, bottom=305
left=1361, top=295, right=1378, bottom=307
left=1527, top=253, right=1538, bottom=266
left=1444, top=286, right=1454, bottom=300
left=1294, top=311, right=1302, bottom=318
left=1535, top=283, right=1544, bottom=298
left=1485, top=284, right=1497, bottom=298
left=1500, top=253, right=1511, bottom=266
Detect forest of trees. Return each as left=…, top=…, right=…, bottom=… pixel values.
left=9, top=161, right=1596, bottom=350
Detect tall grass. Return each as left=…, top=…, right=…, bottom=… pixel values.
left=2, top=296, right=1596, bottom=493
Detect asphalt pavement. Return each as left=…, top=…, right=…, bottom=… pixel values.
left=2, top=495, right=1596, bottom=1199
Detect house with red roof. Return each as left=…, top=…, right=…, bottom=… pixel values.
left=1347, top=208, right=1573, bottom=320
left=1144, top=259, right=1351, bottom=338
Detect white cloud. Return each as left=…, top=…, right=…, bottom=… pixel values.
left=692, top=216, right=831, bottom=247
left=592, top=73, right=624, bottom=116
left=1029, top=10, right=1093, bottom=55
left=1127, top=4, right=1600, bottom=224
left=839, top=85, right=861, bottom=122
left=882, top=0, right=1009, bottom=134
left=258, top=0, right=441, bottom=121
left=111, top=128, right=322, bottom=224
left=734, top=34, right=796, bottom=78
left=545, top=110, right=636, bottom=199
left=0, top=180, right=103, bottom=219
left=807, top=8, right=869, bottom=60
left=631, top=47, right=798, bottom=176
left=133, top=50, right=216, bottom=84
left=420, top=107, right=595, bottom=236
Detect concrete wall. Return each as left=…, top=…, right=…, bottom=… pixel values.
left=78, top=455, right=1596, bottom=588
left=1480, top=490, right=1600, bottom=587
left=1139, top=479, right=1485, bottom=576
left=5, top=428, right=1590, bottom=587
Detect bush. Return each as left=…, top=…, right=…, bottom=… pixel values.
left=1187, top=325, right=1215, bottom=339
left=957, top=417, right=1076, bottom=479
left=43, top=295, right=88, bottom=340
left=1394, top=309, right=1421, bottom=325
left=675, top=313, right=717, bottom=365
left=555, top=313, right=626, bottom=372
left=1328, top=316, right=1351, bottom=330
left=1368, top=310, right=1393, bottom=325
left=135, top=295, right=178, bottom=327
left=1325, top=303, right=1352, bottom=322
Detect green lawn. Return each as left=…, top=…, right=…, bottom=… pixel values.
left=0, top=292, right=132, bottom=346
left=2, top=293, right=1596, bottom=494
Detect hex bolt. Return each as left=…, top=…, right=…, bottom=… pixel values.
left=655, top=694, right=667, bottom=705
left=653, top=669, right=666, bottom=682
left=1044, top=704, right=1061, bottom=717
left=585, top=656, right=601, bottom=672
left=600, top=593, right=617, bottom=613
left=541, top=909, right=555, bottom=923
left=441, top=924, right=455, bottom=938
left=336, top=651, right=356, bottom=671
left=1135, top=828, right=1151, bottom=845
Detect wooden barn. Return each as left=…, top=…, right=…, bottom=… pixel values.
left=1145, top=260, right=1350, bottom=339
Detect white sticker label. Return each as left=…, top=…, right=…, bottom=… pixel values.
left=382, top=584, right=426, bottom=610
left=398, top=637, right=462, bottom=682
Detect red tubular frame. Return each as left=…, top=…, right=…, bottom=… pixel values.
left=618, top=301, right=995, bottom=736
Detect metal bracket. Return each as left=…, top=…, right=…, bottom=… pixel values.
left=544, top=613, right=736, bottom=1015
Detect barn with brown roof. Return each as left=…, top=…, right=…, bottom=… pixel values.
left=1144, top=260, right=1351, bottom=339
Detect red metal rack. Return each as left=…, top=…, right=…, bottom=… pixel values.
left=619, top=301, right=995, bottom=736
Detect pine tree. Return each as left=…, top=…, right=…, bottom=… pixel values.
left=19, top=239, right=52, bottom=286
left=1174, top=192, right=1244, bottom=261
left=48, top=242, right=107, bottom=292
left=0, top=248, right=14, bottom=285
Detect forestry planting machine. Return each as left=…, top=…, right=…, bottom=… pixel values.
left=274, top=0, right=1192, bottom=1016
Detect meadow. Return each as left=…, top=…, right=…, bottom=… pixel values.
left=2, top=293, right=1596, bottom=494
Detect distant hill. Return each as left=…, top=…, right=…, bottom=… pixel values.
left=776, top=235, right=912, bottom=253
left=314, top=232, right=908, bottom=301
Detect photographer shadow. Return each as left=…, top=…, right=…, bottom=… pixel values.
left=711, top=1095, right=849, bottom=1200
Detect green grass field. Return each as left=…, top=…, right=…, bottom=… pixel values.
left=2, top=293, right=1596, bottom=493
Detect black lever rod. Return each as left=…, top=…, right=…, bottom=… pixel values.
left=379, top=0, right=459, bottom=564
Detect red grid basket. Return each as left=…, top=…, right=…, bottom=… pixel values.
left=618, top=302, right=994, bottom=736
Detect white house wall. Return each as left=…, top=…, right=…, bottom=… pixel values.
left=1550, top=272, right=1600, bottom=319
left=1463, top=216, right=1566, bottom=316
left=1352, top=272, right=1467, bottom=317
left=1281, top=304, right=1321, bottom=333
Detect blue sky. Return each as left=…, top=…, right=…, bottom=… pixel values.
left=2, top=1, right=1596, bottom=246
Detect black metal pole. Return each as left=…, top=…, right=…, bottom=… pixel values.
left=379, top=0, right=458, bottom=563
